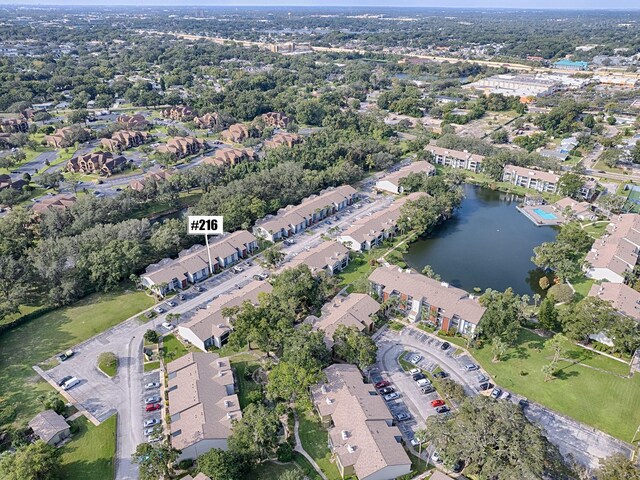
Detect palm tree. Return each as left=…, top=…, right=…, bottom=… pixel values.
left=541, top=363, right=555, bottom=382
left=521, top=294, right=531, bottom=307
left=533, top=293, right=541, bottom=307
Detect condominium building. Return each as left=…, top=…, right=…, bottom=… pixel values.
left=502, top=165, right=560, bottom=193
left=426, top=145, right=484, bottom=172
left=167, top=353, right=241, bottom=461
left=311, top=364, right=411, bottom=480
left=368, top=265, right=485, bottom=335
left=375, top=161, right=436, bottom=195
left=287, top=241, right=350, bottom=275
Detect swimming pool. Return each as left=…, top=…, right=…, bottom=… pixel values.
left=533, top=208, right=557, bottom=220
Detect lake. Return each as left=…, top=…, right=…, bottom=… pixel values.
left=404, top=184, right=558, bottom=296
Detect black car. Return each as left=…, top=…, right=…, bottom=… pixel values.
left=433, top=371, right=449, bottom=379
left=440, top=342, right=450, bottom=351
left=58, top=375, right=73, bottom=387
left=435, top=406, right=450, bottom=414
left=518, top=399, right=529, bottom=410
left=452, top=460, right=464, bottom=473
left=479, top=382, right=492, bottom=391
left=379, top=387, right=395, bottom=395
left=411, top=372, right=426, bottom=381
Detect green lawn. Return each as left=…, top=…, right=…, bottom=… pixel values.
left=60, top=415, right=117, bottom=480
left=230, top=353, right=263, bottom=409
left=246, top=460, right=301, bottom=479
left=144, top=361, right=160, bottom=372
left=161, top=334, right=195, bottom=362
left=297, top=410, right=342, bottom=480
left=568, top=275, right=596, bottom=301
left=471, top=328, right=639, bottom=442
left=293, top=452, right=323, bottom=480
left=98, top=353, right=118, bottom=378
left=581, top=221, right=609, bottom=240
left=0, top=287, right=154, bottom=429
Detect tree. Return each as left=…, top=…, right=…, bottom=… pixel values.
left=595, top=454, right=640, bottom=480
left=606, top=316, right=640, bottom=356
left=263, top=243, right=285, bottom=268
left=37, top=391, right=65, bottom=415
left=197, top=449, right=250, bottom=480
left=266, top=360, right=322, bottom=409
left=38, top=171, right=64, bottom=190
left=532, top=222, right=593, bottom=282
left=332, top=325, right=377, bottom=369
left=424, top=396, right=566, bottom=479
left=421, top=265, right=441, bottom=281
left=607, top=115, right=617, bottom=125
left=490, top=128, right=509, bottom=144
left=491, top=337, right=509, bottom=362
left=538, top=296, right=559, bottom=331
left=144, top=329, right=159, bottom=344
left=583, top=114, right=595, bottom=129
left=132, top=442, right=180, bottom=480
left=437, top=378, right=467, bottom=404
left=541, top=363, right=556, bottom=382
left=558, top=172, right=585, bottom=199
left=278, top=471, right=304, bottom=480
left=0, top=441, right=61, bottom=480
left=560, top=296, right=617, bottom=344
left=67, top=109, right=89, bottom=125
left=228, top=403, right=280, bottom=463
left=478, top=288, right=523, bottom=344
left=533, top=293, right=541, bottom=307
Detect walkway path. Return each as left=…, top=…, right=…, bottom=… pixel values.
left=293, top=411, right=328, bottom=480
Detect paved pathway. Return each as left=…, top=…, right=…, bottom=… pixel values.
left=293, top=411, right=328, bottom=480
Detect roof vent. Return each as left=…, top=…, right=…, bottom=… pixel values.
left=341, top=430, right=349, bottom=440
left=325, top=397, right=334, bottom=405
left=224, top=400, right=231, bottom=408
left=440, top=282, right=449, bottom=288
left=219, top=371, right=224, bottom=376
left=227, top=412, right=234, bottom=419
left=321, top=385, right=328, bottom=394
left=218, top=361, right=224, bottom=367
left=346, top=444, right=356, bottom=453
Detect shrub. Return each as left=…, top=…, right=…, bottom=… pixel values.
left=177, top=459, right=193, bottom=470
left=144, top=329, right=159, bottom=343
left=547, top=283, right=574, bottom=303
left=276, top=442, right=294, bottom=462
left=539, top=277, right=550, bottom=290
left=97, top=352, right=118, bottom=377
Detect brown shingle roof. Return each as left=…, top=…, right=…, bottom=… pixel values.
left=312, top=293, right=379, bottom=346
left=28, top=410, right=69, bottom=444
left=588, top=282, right=640, bottom=322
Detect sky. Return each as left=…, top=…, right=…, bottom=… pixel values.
left=1, top=0, right=639, bottom=9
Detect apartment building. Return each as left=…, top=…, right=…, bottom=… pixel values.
left=45, top=126, right=91, bottom=149
left=551, top=197, right=596, bottom=221
left=167, top=353, right=241, bottom=461
left=264, top=132, right=303, bottom=149
left=129, top=170, right=173, bottom=192
left=157, top=137, right=207, bottom=159
left=32, top=194, right=76, bottom=214
left=101, top=130, right=150, bottom=152
left=502, top=165, right=560, bottom=193
left=141, top=230, right=259, bottom=296
left=585, top=214, right=640, bottom=283
left=309, top=293, right=380, bottom=347
left=368, top=265, right=485, bottom=335
left=287, top=241, right=350, bottom=276
left=426, top=145, right=484, bottom=173
left=162, top=106, right=196, bottom=121
left=117, top=113, right=149, bottom=130
left=311, top=364, right=411, bottom=480
left=66, top=151, right=127, bottom=176
left=202, top=147, right=255, bottom=167
left=0, top=117, right=29, bottom=133
left=337, top=192, right=426, bottom=252
left=262, top=111, right=290, bottom=128
left=221, top=123, right=251, bottom=143
left=253, top=186, right=357, bottom=242
left=194, top=112, right=223, bottom=130
left=375, top=161, right=436, bottom=195
left=589, top=282, right=640, bottom=323
left=178, top=280, right=272, bottom=351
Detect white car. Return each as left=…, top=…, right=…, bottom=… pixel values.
left=431, top=452, right=443, bottom=464
left=416, top=378, right=431, bottom=387
left=383, top=392, right=399, bottom=401
left=144, top=418, right=160, bottom=427
left=408, top=368, right=420, bottom=375
left=162, top=322, right=174, bottom=330
left=145, top=382, right=160, bottom=390
left=62, top=377, right=80, bottom=390
left=409, top=355, right=423, bottom=365
left=500, top=390, right=511, bottom=400
left=410, top=438, right=425, bottom=447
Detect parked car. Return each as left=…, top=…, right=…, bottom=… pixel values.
left=145, top=395, right=161, bottom=405
left=435, top=406, right=450, bottom=414
left=58, top=349, right=74, bottom=362
left=465, top=363, right=479, bottom=371
left=395, top=412, right=410, bottom=422
left=58, top=375, right=73, bottom=387
left=479, top=382, right=492, bottom=391
left=411, top=372, right=425, bottom=381
left=477, top=374, right=489, bottom=383
left=433, top=371, right=449, bottom=379
left=144, top=311, right=153, bottom=319
left=144, top=427, right=157, bottom=436
left=232, top=266, right=243, bottom=274
left=416, top=378, right=430, bottom=387
left=452, top=460, right=465, bottom=473
left=146, top=403, right=161, bottom=412
left=409, top=354, right=422, bottom=365
left=162, top=322, right=174, bottom=330
left=383, top=392, right=399, bottom=401
left=431, top=399, right=445, bottom=407
left=253, top=274, right=262, bottom=281
left=490, top=387, right=502, bottom=399
left=148, top=436, right=162, bottom=443
left=431, top=452, right=443, bottom=464
left=500, top=391, right=511, bottom=400
left=194, top=285, right=204, bottom=292
left=62, top=377, right=80, bottom=390
left=410, top=437, right=425, bottom=447
left=440, top=342, right=450, bottom=351
left=145, top=382, right=160, bottom=390
left=144, top=418, right=160, bottom=427
left=167, top=300, right=176, bottom=307
left=379, top=387, right=395, bottom=395
left=178, top=294, right=186, bottom=301
left=408, top=368, right=420, bottom=375
left=420, top=385, right=435, bottom=394
left=374, top=380, right=390, bottom=389
left=154, top=306, right=165, bottom=314
left=518, top=399, right=529, bottom=410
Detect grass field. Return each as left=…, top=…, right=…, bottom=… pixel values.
left=98, top=352, right=118, bottom=377
left=144, top=361, right=160, bottom=372
left=230, top=353, right=263, bottom=409
left=60, top=415, right=117, bottom=480
left=161, top=334, right=195, bottom=362
left=0, top=287, right=154, bottom=428
left=297, top=410, right=342, bottom=480
left=471, top=328, right=639, bottom=442
left=247, top=460, right=301, bottom=479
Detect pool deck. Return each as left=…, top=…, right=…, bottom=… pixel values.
left=517, top=205, right=565, bottom=226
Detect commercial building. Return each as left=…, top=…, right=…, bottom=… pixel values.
left=585, top=214, right=640, bottom=283
left=463, top=74, right=559, bottom=98
left=178, top=280, right=272, bottom=351
left=167, top=353, right=241, bottom=461
left=368, top=265, right=485, bottom=335
left=375, top=161, right=436, bottom=195
left=502, top=165, right=559, bottom=193
left=552, top=59, right=589, bottom=71
left=426, top=145, right=484, bottom=172
left=337, top=192, right=426, bottom=252
left=311, top=364, right=412, bottom=480
left=253, top=186, right=357, bottom=242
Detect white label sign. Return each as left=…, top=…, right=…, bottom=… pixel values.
left=187, top=216, right=224, bottom=235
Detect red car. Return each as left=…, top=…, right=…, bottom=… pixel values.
left=375, top=380, right=391, bottom=389
left=431, top=399, right=446, bottom=408
left=146, top=403, right=161, bottom=412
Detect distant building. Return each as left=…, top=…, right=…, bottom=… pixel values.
left=202, top=147, right=255, bottom=167
left=0, top=117, right=29, bottom=133
left=117, top=114, right=149, bottom=130
left=66, top=151, right=127, bottom=176
left=162, top=106, right=195, bottom=121
left=426, top=145, right=484, bottom=173
left=552, top=197, right=595, bottom=221
left=101, top=130, right=150, bottom=152
left=502, top=165, right=559, bottom=194
left=32, top=194, right=76, bottom=214
left=262, top=111, right=290, bottom=128
left=552, top=59, right=589, bottom=71
left=220, top=124, right=250, bottom=143
left=129, top=170, right=173, bottom=192
left=464, top=74, right=559, bottom=98
left=194, top=112, right=223, bottom=130
left=589, top=282, right=640, bottom=323
left=264, top=132, right=303, bottom=149
left=157, top=137, right=206, bottom=158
